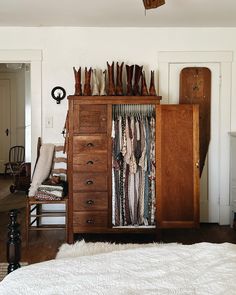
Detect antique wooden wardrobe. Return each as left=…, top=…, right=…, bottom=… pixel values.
left=67, top=95, right=199, bottom=243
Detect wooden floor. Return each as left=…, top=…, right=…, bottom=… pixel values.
left=0, top=175, right=235, bottom=265
left=0, top=207, right=235, bottom=264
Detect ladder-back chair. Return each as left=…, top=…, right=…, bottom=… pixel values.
left=26, top=141, right=68, bottom=247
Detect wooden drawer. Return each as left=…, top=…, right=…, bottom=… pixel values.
left=73, top=211, right=108, bottom=228
left=73, top=192, right=108, bottom=211
left=73, top=104, right=107, bottom=134
left=73, top=154, right=107, bottom=172
left=73, top=173, right=107, bottom=192
left=73, top=135, right=107, bottom=154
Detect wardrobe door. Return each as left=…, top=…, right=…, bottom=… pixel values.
left=156, top=104, right=199, bottom=228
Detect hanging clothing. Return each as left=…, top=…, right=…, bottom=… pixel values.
left=112, top=106, right=156, bottom=227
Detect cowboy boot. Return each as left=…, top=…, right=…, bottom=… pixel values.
left=107, top=62, right=115, bottom=96
left=116, top=62, right=124, bottom=96
left=83, top=67, right=92, bottom=96
left=100, top=70, right=107, bottom=96
left=73, top=67, right=82, bottom=95
left=141, top=71, right=149, bottom=96
left=92, top=69, right=99, bottom=96
left=133, top=64, right=143, bottom=95
left=149, top=70, right=157, bottom=96
left=126, top=65, right=134, bottom=96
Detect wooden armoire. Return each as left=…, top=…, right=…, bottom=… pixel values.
left=67, top=95, right=200, bottom=243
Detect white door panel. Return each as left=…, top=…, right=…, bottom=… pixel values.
left=168, top=63, right=220, bottom=223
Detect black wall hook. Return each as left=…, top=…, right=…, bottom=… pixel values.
left=51, top=86, right=66, bottom=104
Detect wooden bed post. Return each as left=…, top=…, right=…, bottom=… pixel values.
left=7, top=209, right=21, bottom=274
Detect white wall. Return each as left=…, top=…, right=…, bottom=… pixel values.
left=0, top=27, right=235, bottom=144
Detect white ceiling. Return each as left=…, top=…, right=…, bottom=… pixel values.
left=1, top=0, right=236, bottom=27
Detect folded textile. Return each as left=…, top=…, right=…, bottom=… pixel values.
left=42, top=179, right=68, bottom=197
left=34, top=190, right=64, bottom=201
left=38, top=185, right=63, bottom=193
left=38, top=190, right=62, bottom=197
left=28, top=144, right=55, bottom=196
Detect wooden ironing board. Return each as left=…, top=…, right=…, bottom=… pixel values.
left=179, top=67, right=211, bottom=176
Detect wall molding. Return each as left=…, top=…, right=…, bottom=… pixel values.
left=0, top=49, right=42, bottom=169
left=158, top=51, right=233, bottom=63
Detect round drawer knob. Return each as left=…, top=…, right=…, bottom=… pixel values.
left=86, top=199, right=94, bottom=205
left=86, top=180, right=93, bottom=185
left=87, top=143, right=94, bottom=147
left=86, top=160, right=94, bottom=165
left=86, top=219, right=95, bottom=224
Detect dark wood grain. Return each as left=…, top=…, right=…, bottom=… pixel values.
left=68, top=96, right=162, bottom=105
left=73, top=192, right=108, bottom=211
left=73, top=173, right=108, bottom=192
left=73, top=211, right=108, bottom=229
left=67, top=99, right=74, bottom=243
left=67, top=95, right=199, bottom=242
left=73, top=154, right=107, bottom=172
left=73, top=135, right=107, bottom=154
left=179, top=67, right=211, bottom=175
left=156, top=104, right=199, bottom=228
left=73, top=104, right=107, bottom=134
left=7, top=210, right=21, bottom=273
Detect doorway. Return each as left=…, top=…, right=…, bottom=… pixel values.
left=0, top=50, right=42, bottom=172
left=0, top=63, right=31, bottom=174
left=168, top=63, right=220, bottom=223
left=158, top=51, right=232, bottom=225
left=0, top=78, right=10, bottom=173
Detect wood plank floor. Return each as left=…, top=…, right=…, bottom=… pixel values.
left=0, top=175, right=235, bottom=264
left=0, top=207, right=235, bottom=264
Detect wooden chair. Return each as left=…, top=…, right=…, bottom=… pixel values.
left=5, top=145, right=25, bottom=176
left=26, top=144, right=68, bottom=247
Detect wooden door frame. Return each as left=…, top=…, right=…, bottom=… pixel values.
left=158, top=51, right=233, bottom=225
left=0, top=50, right=42, bottom=171
left=0, top=78, right=11, bottom=172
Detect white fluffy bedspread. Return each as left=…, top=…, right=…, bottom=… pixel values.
left=0, top=242, right=236, bottom=295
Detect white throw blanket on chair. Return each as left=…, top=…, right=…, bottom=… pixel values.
left=28, top=144, right=55, bottom=196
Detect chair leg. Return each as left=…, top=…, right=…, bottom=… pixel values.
left=4, top=164, right=8, bottom=176
left=36, top=204, right=42, bottom=227
left=25, top=201, right=30, bottom=248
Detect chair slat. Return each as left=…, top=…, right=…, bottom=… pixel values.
left=53, top=157, right=67, bottom=163
left=51, top=168, right=67, bottom=174
left=55, top=146, right=64, bottom=152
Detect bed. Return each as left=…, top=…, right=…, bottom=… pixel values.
left=0, top=241, right=236, bottom=294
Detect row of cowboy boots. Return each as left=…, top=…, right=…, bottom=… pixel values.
left=74, top=67, right=107, bottom=96
left=107, top=63, right=156, bottom=96
left=73, top=63, right=157, bottom=96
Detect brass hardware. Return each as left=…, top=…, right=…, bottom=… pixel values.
left=195, top=161, right=200, bottom=168
left=86, top=219, right=94, bottom=224
left=86, top=160, right=94, bottom=165
left=86, top=200, right=94, bottom=205
left=87, top=143, right=94, bottom=147
left=86, top=180, right=93, bottom=185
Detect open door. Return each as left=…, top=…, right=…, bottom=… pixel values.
left=156, top=104, right=199, bottom=228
